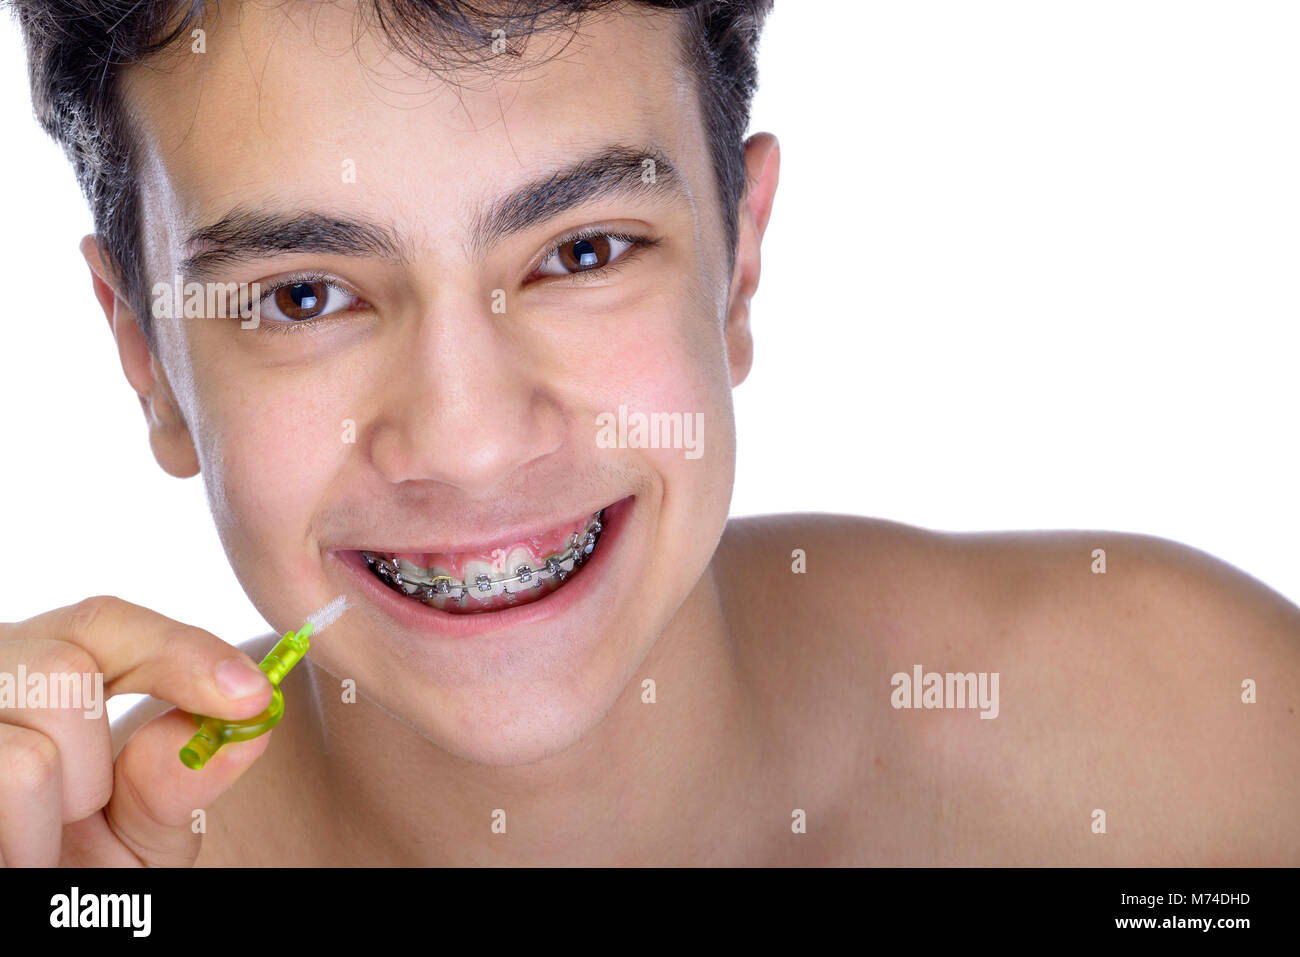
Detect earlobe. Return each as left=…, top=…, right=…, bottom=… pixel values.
left=142, top=346, right=201, bottom=479
left=79, top=234, right=200, bottom=478
left=724, top=133, right=781, bottom=388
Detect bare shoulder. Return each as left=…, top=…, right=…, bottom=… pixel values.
left=712, top=513, right=961, bottom=861
left=713, top=511, right=973, bottom=687
left=951, top=527, right=1300, bottom=864
left=713, top=515, right=1300, bottom=864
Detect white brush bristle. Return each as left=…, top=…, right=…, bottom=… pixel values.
left=305, top=594, right=350, bottom=634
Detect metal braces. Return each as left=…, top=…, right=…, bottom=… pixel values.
left=363, top=512, right=604, bottom=605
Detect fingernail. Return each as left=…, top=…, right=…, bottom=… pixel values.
left=216, top=658, right=268, bottom=699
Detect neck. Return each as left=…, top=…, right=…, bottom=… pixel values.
left=296, top=560, right=769, bottom=865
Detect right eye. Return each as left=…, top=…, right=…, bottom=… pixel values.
left=254, top=279, right=368, bottom=323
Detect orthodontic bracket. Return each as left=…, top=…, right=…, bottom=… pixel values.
left=363, top=510, right=604, bottom=601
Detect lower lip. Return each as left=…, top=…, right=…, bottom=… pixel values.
left=328, top=496, right=634, bottom=640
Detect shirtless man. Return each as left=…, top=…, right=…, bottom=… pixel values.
left=2, top=0, right=1296, bottom=867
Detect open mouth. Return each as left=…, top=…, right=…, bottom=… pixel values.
left=359, top=508, right=607, bottom=615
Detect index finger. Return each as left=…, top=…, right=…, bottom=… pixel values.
left=5, top=595, right=273, bottom=721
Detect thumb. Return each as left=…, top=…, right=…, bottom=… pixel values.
left=107, top=708, right=272, bottom=866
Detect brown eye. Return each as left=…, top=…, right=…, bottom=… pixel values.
left=558, top=236, right=612, bottom=272
left=274, top=281, right=329, bottom=320
left=534, top=233, right=639, bottom=279
left=256, top=279, right=365, bottom=324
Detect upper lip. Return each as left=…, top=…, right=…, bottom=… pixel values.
left=327, top=500, right=615, bottom=557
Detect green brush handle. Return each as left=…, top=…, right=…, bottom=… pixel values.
left=178, top=622, right=314, bottom=770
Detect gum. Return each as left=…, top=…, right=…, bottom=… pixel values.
left=387, top=513, right=596, bottom=581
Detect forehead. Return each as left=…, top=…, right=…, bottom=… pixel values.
left=123, top=0, right=706, bottom=262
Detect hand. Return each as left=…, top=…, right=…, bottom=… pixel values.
left=0, top=596, right=273, bottom=866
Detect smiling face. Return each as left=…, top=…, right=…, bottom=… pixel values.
left=100, top=0, right=770, bottom=765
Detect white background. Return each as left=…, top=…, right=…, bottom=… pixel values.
left=1, top=2, right=1297, bottom=724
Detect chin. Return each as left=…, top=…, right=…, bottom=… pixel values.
left=415, top=696, right=616, bottom=768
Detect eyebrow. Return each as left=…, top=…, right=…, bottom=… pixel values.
left=178, top=144, right=686, bottom=281
left=467, top=144, right=684, bottom=258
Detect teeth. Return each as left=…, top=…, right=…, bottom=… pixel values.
left=432, top=576, right=465, bottom=600
left=396, top=558, right=425, bottom=578
left=499, top=547, right=539, bottom=593
left=463, top=561, right=506, bottom=601
left=362, top=508, right=606, bottom=610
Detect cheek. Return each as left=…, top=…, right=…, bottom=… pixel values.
left=586, top=284, right=732, bottom=419
left=583, top=287, right=737, bottom=517
left=588, top=289, right=737, bottom=556
left=196, top=369, right=349, bottom=577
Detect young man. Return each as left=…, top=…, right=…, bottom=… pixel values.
left=2, top=0, right=1297, bottom=867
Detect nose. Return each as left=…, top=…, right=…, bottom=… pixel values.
left=367, top=291, right=566, bottom=491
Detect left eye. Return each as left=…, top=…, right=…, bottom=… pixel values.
left=534, top=234, right=637, bottom=278
left=255, top=280, right=363, bottom=322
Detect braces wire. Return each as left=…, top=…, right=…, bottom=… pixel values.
left=363, top=512, right=604, bottom=604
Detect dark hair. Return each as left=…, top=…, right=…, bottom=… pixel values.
left=6, top=0, right=773, bottom=350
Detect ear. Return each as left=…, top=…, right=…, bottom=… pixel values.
left=79, top=234, right=200, bottom=478
left=723, top=132, right=780, bottom=388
